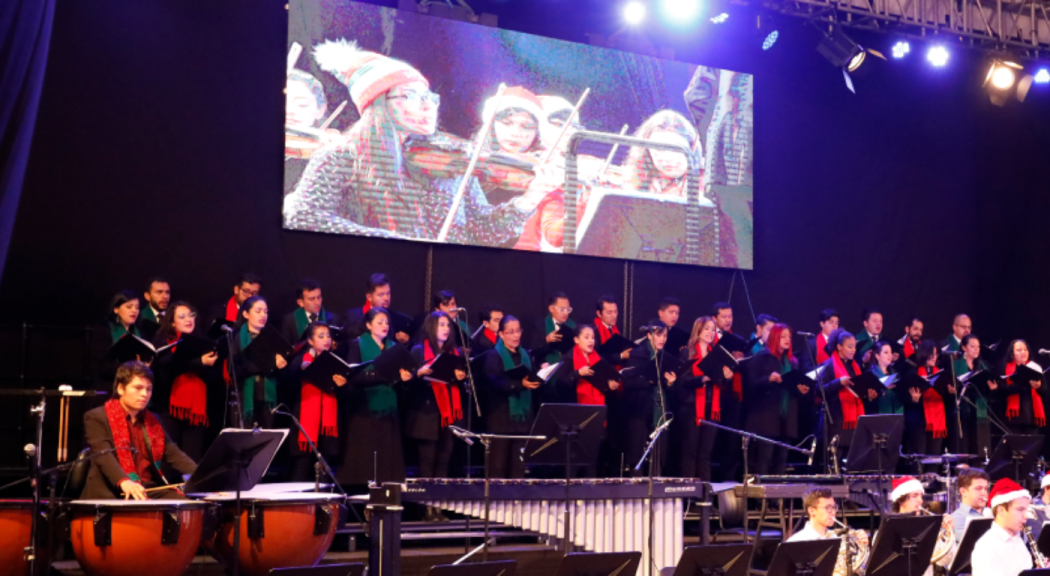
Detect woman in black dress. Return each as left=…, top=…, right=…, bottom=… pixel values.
left=284, top=322, right=347, bottom=481
left=481, top=315, right=541, bottom=479
left=744, top=323, right=809, bottom=475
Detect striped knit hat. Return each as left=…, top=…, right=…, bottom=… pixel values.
left=989, top=478, right=1031, bottom=509
left=313, top=39, right=428, bottom=115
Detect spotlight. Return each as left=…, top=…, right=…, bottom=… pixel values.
left=623, top=1, right=647, bottom=25
left=983, top=60, right=1027, bottom=106
left=660, top=0, right=701, bottom=24
left=1036, top=69, right=1050, bottom=84
left=711, top=12, right=729, bottom=24
left=762, top=30, right=779, bottom=51
left=817, top=26, right=867, bottom=72
left=927, top=46, right=949, bottom=67
left=891, top=41, right=910, bottom=59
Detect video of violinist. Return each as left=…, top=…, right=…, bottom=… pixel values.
left=284, top=0, right=753, bottom=269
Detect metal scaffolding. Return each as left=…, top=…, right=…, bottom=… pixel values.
left=765, top=0, right=1050, bottom=58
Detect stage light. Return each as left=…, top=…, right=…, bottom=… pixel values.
left=1036, top=69, right=1050, bottom=84
left=927, top=46, right=949, bottom=67
left=891, top=41, right=910, bottom=58
left=660, top=0, right=701, bottom=23
left=711, top=12, right=729, bottom=24
left=983, top=60, right=1027, bottom=106
left=623, top=1, right=647, bottom=25
left=991, top=66, right=1016, bottom=89
left=817, top=26, right=866, bottom=71
left=762, top=30, right=779, bottom=50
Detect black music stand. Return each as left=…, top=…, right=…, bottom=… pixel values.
left=523, top=403, right=606, bottom=553
left=553, top=552, right=642, bottom=576
left=672, top=544, right=753, bottom=576
left=987, top=434, right=1044, bottom=484
left=948, top=517, right=992, bottom=576
left=866, top=515, right=942, bottom=576
left=845, top=414, right=904, bottom=512
left=269, top=564, right=365, bottom=576
left=1038, top=521, right=1050, bottom=557
left=1020, top=572, right=1050, bottom=576
left=185, top=428, right=287, bottom=576
left=428, top=560, right=517, bottom=576
left=765, top=539, right=840, bottom=576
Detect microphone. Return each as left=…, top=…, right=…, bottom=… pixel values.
left=220, top=324, right=233, bottom=333
left=807, top=436, right=818, bottom=466
left=830, top=435, right=840, bottom=449
left=448, top=425, right=474, bottom=445
left=24, top=444, right=36, bottom=457
left=1039, top=349, right=1050, bottom=356
left=797, top=331, right=816, bottom=337
left=649, top=414, right=674, bottom=439
left=449, top=307, right=468, bottom=313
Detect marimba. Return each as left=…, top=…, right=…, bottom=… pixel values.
left=401, top=477, right=709, bottom=576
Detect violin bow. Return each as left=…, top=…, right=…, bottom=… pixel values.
left=539, top=87, right=590, bottom=166
left=599, top=124, right=630, bottom=176
left=318, top=101, right=347, bottom=131
left=436, top=83, right=507, bottom=243
left=287, top=42, right=303, bottom=75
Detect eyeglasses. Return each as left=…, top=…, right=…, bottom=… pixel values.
left=820, top=505, right=839, bottom=512
left=389, top=90, right=440, bottom=106
left=554, top=307, right=573, bottom=313
left=175, top=312, right=197, bottom=321
left=503, top=329, right=523, bottom=336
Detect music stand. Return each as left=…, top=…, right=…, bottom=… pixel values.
left=845, top=414, right=904, bottom=512
left=948, top=517, right=992, bottom=576
left=1019, top=572, right=1050, bottom=576
left=765, top=539, right=840, bottom=576
left=185, top=428, right=287, bottom=576
left=866, top=515, right=943, bottom=576
left=1037, top=521, right=1050, bottom=557
left=987, top=434, right=1044, bottom=483
left=553, top=552, right=642, bottom=576
left=523, top=403, right=606, bottom=553
left=672, top=544, right=753, bottom=576
left=269, top=564, right=366, bottom=576
left=428, top=561, right=517, bottom=576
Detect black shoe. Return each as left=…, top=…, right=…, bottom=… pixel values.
left=424, top=506, right=441, bottom=523
left=435, top=509, right=450, bottom=522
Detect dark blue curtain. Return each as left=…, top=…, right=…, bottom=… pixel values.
left=0, top=0, right=55, bottom=282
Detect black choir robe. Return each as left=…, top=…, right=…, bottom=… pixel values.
left=744, top=350, right=807, bottom=440
left=404, top=344, right=466, bottom=441
left=338, top=337, right=405, bottom=485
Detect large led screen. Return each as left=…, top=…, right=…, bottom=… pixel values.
left=284, top=0, right=753, bottom=268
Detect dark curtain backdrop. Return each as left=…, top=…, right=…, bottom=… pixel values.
left=2, top=0, right=1048, bottom=362
left=0, top=0, right=55, bottom=282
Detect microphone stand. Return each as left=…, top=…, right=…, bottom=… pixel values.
left=635, top=415, right=673, bottom=576
left=452, top=307, right=482, bottom=554
left=224, top=326, right=246, bottom=428
left=448, top=427, right=546, bottom=562
left=799, top=334, right=834, bottom=474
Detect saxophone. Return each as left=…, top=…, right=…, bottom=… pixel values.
left=832, top=520, right=871, bottom=576
left=1023, top=525, right=1049, bottom=568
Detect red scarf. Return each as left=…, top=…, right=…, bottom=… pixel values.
left=594, top=318, right=619, bottom=343
left=167, top=333, right=208, bottom=426
left=831, top=354, right=864, bottom=429
left=225, top=296, right=239, bottom=322
left=483, top=328, right=498, bottom=344
left=362, top=300, right=372, bottom=314
left=1005, top=362, right=1046, bottom=427
left=715, top=331, right=743, bottom=400
left=816, top=333, right=830, bottom=364
left=903, top=337, right=916, bottom=359
left=691, top=343, right=720, bottom=423
left=104, top=398, right=165, bottom=482
left=918, top=366, right=947, bottom=439
left=573, top=346, right=605, bottom=406
left=424, top=341, right=463, bottom=427
left=299, top=350, right=339, bottom=451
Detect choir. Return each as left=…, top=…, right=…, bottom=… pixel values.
left=96, top=271, right=1049, bottom=492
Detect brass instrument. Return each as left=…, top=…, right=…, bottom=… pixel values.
left=918, top=507, right=956, bottom=567
left=1023, top=525, right=1049, bottom=569
left=832, top=519, right=870, bottom=576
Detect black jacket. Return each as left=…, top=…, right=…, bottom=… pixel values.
left=403, top=344, right=465, bottom=440
left=744, top=350, right=807, bottom=438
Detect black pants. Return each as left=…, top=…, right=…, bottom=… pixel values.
left=905, top=429, right=944, bottom=473
left=160, top=413, right=207, bottom=462
left=678, top=422, right=719, bottom=480
left=414, top=427, right=455, bottom=478
left=489, top=437, right=526, bottom=478
left=751, top=438, right=790, bottom=476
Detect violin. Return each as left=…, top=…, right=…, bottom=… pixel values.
left=403, top=132, right=541, bottom=194
left=285, top=124, right=342, bottom=159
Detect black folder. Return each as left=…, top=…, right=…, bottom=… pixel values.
left=424, top=352, right=468, bottom=383
left=504, top=363, right=545, bottom=383
left=622, top=352, right=687, bottom=383
left=107, top=333, right=175, bottom=363
left=666, top=327, right=691, bottom=354
left=372, top=343, right=420, bottom=381
left=781, top=369, right=817, bottom=388
left=243, top=325, right=294, bottom=372
left=717, top=331, right=751, bottom=355
left=900, top=370, right=954, bottom=397
left=696, top=345, right=743, bottom=377
left=597, top=333, right=637, bottom=360
left=959, top=369, right=996, bottom=395
left=1005, top=363, right=1046, bottom=385
left=550, top=324, right=576, bottom=354
left=171, top=333, right=219, bottom=364
left=303, top=350, right=370, bottom=391
left=586, top=358, right=623, bottom=390
left=850, top=370, right=889, bottom=398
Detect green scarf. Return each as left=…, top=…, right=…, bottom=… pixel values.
left=109, top=320, right=138, bottom=343
left=496, top=339, right=533, bottom=422
left=140, top=306, right=157, bottom=323
left=954, top=357, right=989, bottom=421
left=871, top=366, right=904, bottom=415
left=239, top=323, right=277, bottom=421
left=358, top=334, right=398, bottom=416
left=778, top=354, right=792, bottom=417
left=855, top=331, right=875, bottom=358
left=543, top=315, right=576, bottom=364
left=294, top=307, right=328, bottom=340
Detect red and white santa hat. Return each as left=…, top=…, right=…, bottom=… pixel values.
left=1041, top=474, right=1050, bottom=490
left=313, top=39, right=429, bottom=115
left=482, top=86, right=544, bottom=124
left=890, top=476, right=924, bottom=502
left=989, top=478, right=1031, bottom=508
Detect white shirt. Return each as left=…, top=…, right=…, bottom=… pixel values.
left=787, top=521, right=838, bottom=542
left=971, top=522, right=1032, bottom=576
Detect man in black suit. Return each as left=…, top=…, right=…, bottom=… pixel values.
left=82, top=361, right=196, bottom=499
left=280, top=278, right=337, bottom=344
left=343, top=273, right=411, bottom=344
